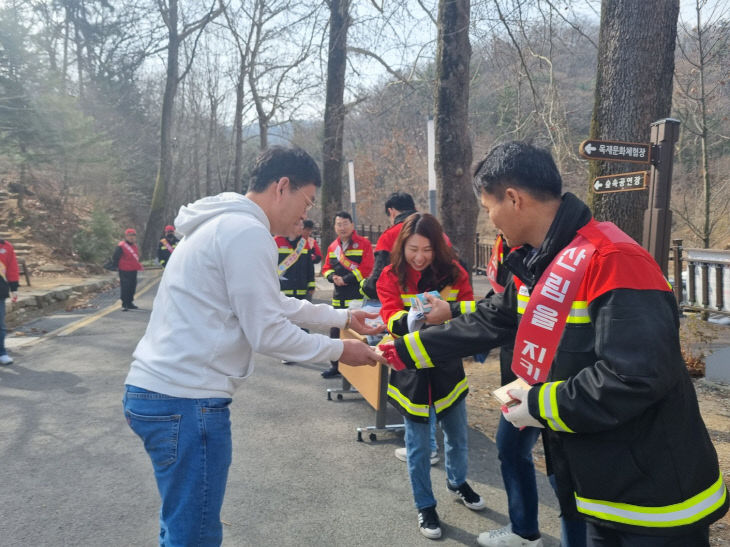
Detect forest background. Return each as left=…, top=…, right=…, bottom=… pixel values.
left=0, top=0, right=728, bottom=267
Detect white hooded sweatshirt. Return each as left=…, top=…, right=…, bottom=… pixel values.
left=125, top=193, right=346, bottom=398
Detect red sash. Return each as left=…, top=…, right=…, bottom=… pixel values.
left=487, top=235, right=505, bottom=293
left=511, top=233, right=596, bottom=384
left=334, top=244, right=359, bottom=272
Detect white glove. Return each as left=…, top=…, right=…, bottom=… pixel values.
left=501, top=388, right=543, bottom=429
left=406, top=307, right=425, bottom=333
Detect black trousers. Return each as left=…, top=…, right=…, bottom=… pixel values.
left=586, top=522, right=709, bottom=547
left=119, top=270, right=138, bottom=307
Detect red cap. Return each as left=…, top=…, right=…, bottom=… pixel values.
left=125, top=228, right=136, bottom=235
left=164, top=225, right=175, bottom=233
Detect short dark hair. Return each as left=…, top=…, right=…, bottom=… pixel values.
left=384, top=191, right=415, bottom=215
left=472, top=141, right=562, bottom=201
left=248, top=146, right=321, bottom=193
left=302, top=219, right=314, bottom=229
left=334, top=211, right=353, bottom=223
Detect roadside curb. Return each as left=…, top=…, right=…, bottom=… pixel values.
left=5, top=268, right=163, bottom=328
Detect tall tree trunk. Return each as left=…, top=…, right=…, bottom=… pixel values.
left=142, top=0, right=180, bottom=258
left=435, top=0, right=477, bottom=276
left=233, top=56, right=245, bottom=194
left=321, top=0, right=350, bottom=248
left=206, top=95, right=217, bottom=198
left=588, top=0, right=679, bottom=242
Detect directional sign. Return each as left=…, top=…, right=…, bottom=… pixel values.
left=579, top=139, right=652, bottom=164
left=592, top=171, right=648, bottom=194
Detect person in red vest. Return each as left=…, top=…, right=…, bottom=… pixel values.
left=379, top=141, right=728, bottom=546
left=157, top=225, right=179, bottom=267
left=0, top=238, right=19, bottom=365
left=112, top=228, right=144, bottom=311
left=320, top=211, right=374, bottom=377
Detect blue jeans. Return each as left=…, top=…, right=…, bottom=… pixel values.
left=404, top=398, right=468, bottom=509
left=548, top=474, right=587, bottom=547
left=0, top=299, right=6, bottom=355
left=496, top=415, right=541, bottom=538
left=123, top=385, right=233, bottom=546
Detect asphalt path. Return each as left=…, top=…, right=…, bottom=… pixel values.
left=0, top=272, right=562, bottom=546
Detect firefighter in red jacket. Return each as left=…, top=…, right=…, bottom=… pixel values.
left=377, top=212, right=484, bottom=539
left=302, top=219, right=322, bottom=265
left=275, top=223, right=316, bottom=301
left=379, top=142, right=728, bottom=546
left=157, top=225, right=179, bottom=267
left=320, top=211, right=374, bottom=378
left=0, top=239, right=19, bottom=365
left=112, top=228, right=144, bottom=311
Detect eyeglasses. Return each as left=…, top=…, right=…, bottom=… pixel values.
left=297, top=188, right=316, bottom=212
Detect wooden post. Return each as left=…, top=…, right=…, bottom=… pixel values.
left=642, top=118, right=680, bottom=275
left=672, top=239, right=683, bottom=304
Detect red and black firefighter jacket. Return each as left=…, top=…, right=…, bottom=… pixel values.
left=389, top=193, right=728, bottom=535
left=322, top=231, right=373, bottom=308
left=157, top=234, right=180, bottom=267
left=377, top=261, right=475, bottom=422
left=112, top=241, right=143, bottom=272
left=275, top=235, right=315, bottom=299
left=307, top=237, right=322, bottom=264
left=0, top=240, right=20, bottom=299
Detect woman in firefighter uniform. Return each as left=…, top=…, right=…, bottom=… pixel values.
left=376, top=213, right=485, bottom=540
left=380, top=142, right=728, bottom=546
left=320, top=211, right=374, bottom=378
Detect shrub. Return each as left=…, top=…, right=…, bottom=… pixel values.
left=73, top=209, right=120, bottom=263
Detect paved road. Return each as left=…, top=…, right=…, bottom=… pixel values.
left=0, top=272, right=562, bottom=546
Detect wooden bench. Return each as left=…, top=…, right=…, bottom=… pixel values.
left=18, top=258, right=30, bottom=286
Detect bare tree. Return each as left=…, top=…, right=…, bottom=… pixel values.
left=320, top=0, right=351, bottom=249
left=435, top=0, right=478, bottom=273
left=673, top=0, right=730, bottom=248
left=141, top=0, right=221, bottom=258
left=588, top=0, right=679, bottom=242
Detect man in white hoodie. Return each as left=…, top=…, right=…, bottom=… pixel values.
left=123, top=146, right=385, bottom=546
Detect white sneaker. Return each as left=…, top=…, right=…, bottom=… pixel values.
left=394, top=447, right=439, bottom=465
left=0, top=354, right=13, bottom=366
left=477, top=524, right=543, bottom=547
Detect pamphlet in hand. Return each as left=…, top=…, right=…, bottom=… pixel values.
left=492, top=377, right=531, bottom=407
left=409, top=290, right=442, bottom=318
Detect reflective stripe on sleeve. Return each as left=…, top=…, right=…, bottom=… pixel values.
left=459, top=301, right=476, bottom=314
left=575, top=474, right=727, bottom=528
left=518, top=294, right=590, bottom=324
left=323, top=269, right=335, bottom=278
left=537, top=382, right=575, bottom=433
left=353, top=269, right=363, bottom=282
left=387, top=310, right=407, bottom=336
left=403, top=331, right=434, bottom=369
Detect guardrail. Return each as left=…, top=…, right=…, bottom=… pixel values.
left=671, top=240, right=730, bottom=316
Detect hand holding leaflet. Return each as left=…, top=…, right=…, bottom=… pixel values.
left=500, top=387, right=543, bottom=429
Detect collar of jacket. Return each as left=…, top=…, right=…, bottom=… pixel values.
left=394, top=209, right=417, bottom=225
left=504, top=192, right=592, bottom=291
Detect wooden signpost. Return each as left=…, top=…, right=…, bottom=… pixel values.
left=580, top=119, right=680, bottom=274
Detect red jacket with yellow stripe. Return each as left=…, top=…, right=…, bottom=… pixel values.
left=322, top=231, right=373, bottom=308
left=377, top=261, right=474, bottom=422
left=390, top=194, right=728, bottom=535
left=275, top=235, right=315, bottom=299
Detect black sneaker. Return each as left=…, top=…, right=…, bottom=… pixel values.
left=447, top=481, right=485, bottom=511
left=281, top=360, right=296, bottom=365
left=121, top=307, right=129, bottom=312
left=417, top=506, right=442, bottom=539
left=321, top=366, right=341, bottom=378
left=127, top=304, right=139, bottom=310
